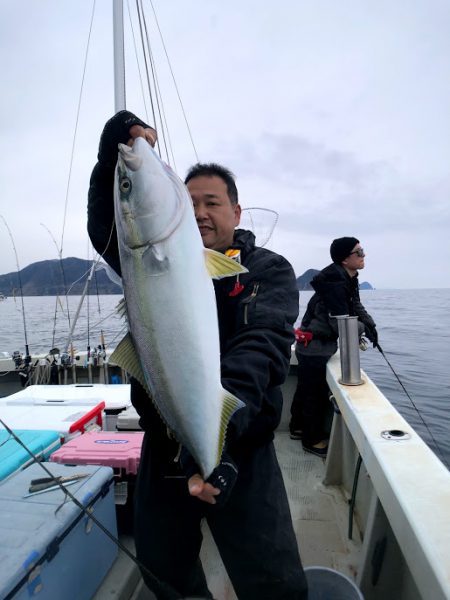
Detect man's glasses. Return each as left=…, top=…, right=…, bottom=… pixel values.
left=349, top=248, right=365, bottom=257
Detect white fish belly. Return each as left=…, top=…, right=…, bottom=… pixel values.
left=122, top=211, right=224, bottom=476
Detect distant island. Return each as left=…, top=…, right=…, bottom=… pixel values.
left=0, top=258, right=373, bottom=296
left=296, top=269, right=373, bottom=291
left=0, top=258, right=122, bottom=296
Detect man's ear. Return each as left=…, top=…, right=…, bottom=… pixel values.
left=234, top=204, right=241, bottom=226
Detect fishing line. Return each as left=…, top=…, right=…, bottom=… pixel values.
left=135, top=0, right=161, bottom=156
left=148, top=0, right=199, bottom=162
left=140, top=0, right=172, bottom=165
left=59, top=0, right=96, bottom=258
left=0, top=418, right=181, bottom=599
left=375, top=342, right=449, bottom=469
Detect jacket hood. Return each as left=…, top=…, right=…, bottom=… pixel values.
left=230, top=228, right=256, bottom=255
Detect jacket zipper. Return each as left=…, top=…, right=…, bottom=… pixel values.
left=243, top=283, right=260, bottom=325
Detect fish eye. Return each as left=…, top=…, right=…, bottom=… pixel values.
left=120, top=177, right=132, bottom=193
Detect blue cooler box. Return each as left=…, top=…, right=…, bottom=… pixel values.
left=0, top=462, right=118, bottom=600
left=0, top=430, right=61, bottom=482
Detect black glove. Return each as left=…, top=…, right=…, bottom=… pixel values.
left=98, top=110, right=153, bottom=168
left=364, top=323, right=378, bottom=347
left=179, top=448, right=238, bottom=508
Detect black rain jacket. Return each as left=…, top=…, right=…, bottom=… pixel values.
left=297, top=262, right=375, bottom=358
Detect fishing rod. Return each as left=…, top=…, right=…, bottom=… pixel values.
left=92, top=262, right=109, bottom=380
left=375, top=341, right=449, bottom=469
left=0, top=215, right=32, bottom=371
left=41, top=222, right=72, bottom=348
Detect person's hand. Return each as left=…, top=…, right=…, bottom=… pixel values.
left=98, top=110, right=156, bottom=167
left=364, top=324, right=378, bottom=347
left=188, top=474, right=221, bottom=504
left=128, top=124, right=157, bottom=148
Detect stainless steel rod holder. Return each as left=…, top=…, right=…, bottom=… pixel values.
left=336, top=315, right=363, bottom=385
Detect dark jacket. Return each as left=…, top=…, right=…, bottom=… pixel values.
left=212, top=228, right=299, bottom=453
left=87, top=146, right=299, bottom=459
left=297, top=262, right=375, bottom=357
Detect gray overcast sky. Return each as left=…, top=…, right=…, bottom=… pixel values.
left=1, top=0, right=449, bottom=289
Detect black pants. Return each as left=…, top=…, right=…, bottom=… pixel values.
left=290, top=354, right=333, bottom=447
left=134, top=434, right=308, bottom=600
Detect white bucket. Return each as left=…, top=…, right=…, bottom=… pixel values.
left=304, top=566, right=364, bottom=600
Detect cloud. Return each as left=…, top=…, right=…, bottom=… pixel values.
left=216, top=133, right=450, bottom=236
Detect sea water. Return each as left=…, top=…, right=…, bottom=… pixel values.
left=0, top=289, right=449, bottom=467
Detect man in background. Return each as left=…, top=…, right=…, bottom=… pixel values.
left=290, top=237, right=377, bottom=457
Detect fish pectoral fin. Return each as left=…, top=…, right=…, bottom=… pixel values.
left=217, top=391, right=246, bottom=464
left=109, top=333, right=152, bottom=399
left=143, top=244, right=170, bottom=275
left=204, top=249, right=249, bottom=280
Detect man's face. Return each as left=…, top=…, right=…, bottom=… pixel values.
left=187, top=175, right=241, bottom=252
left=342, top=243, right=365, bottom=271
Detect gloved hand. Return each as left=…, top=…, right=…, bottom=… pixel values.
left=98, top=110, right=155, bottom=168
left=180, top=447, right=238, bottom=508
left=205, top=458, right=238, bottom=507
left=364, top=323, right=378, bottom=347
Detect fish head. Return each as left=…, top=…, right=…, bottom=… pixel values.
left=114, top=137, right=185, bottom=249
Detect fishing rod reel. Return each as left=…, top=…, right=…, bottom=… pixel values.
left=60, top=352, right=72, bottom=367
left=12, top=350, right=35, bottom=387
left=90, top=344, right=106, bottom=366
left=12, top=350, right=32, bottom=369
left=12, top=350, right=23, bottom=369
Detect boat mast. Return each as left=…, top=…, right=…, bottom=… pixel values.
left=113, top=0, right=126, bottom=111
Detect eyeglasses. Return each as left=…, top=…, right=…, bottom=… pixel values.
left=349, top=248, right=365, bottom=257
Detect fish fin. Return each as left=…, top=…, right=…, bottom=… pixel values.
left=217, top=391, right=245, bottom=464
left=204, top=249, right=249, bottom=280
left=109, top=333, right=152, bottom=398
left=143, top=244, right=170, bottom=275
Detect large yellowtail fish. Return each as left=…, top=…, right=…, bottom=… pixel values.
left=110, top=138, right=246, bottom=478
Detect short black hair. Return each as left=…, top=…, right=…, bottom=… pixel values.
left=184, top=163, right=239, bottom=205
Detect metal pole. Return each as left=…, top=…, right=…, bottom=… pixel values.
left=336, top=315, right=363, bottom=385
left=113, top=0, right=126, bottom=112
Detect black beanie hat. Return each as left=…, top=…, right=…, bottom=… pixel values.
left=330, top=237, right=359, bottom=264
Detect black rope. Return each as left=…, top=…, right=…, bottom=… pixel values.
left=348, top=454, right=362, bottom=540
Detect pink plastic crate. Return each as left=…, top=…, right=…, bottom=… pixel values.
left=50, top=431, right=144, bottom=474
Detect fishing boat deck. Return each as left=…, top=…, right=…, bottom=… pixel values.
left=4, top=359, right=449, bottom=598
left=94, top=431, right=361, bottom=600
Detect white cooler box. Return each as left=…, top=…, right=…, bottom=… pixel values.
left=0, top=402, right=105, bottom=442
left=5, top=384, right=131, bottom=432
left=0, top=462, right=118, bottom=600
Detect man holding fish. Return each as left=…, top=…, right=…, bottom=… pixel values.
left=88, top=111, right=308, bottom=599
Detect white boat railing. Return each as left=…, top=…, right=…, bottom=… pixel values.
left=325, top=353, right=450, bottom=600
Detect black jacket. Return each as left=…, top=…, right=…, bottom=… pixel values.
left=212, top=228, right=299, bottom=453
left=297, top=262, right=375, bottom=357
left=87, top=147, right=299, bottom=458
